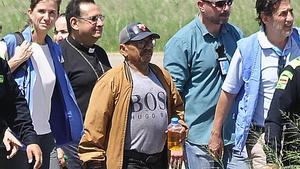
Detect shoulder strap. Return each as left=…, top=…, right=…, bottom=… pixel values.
left=2, top=31, right=25, bottom=59
left=1, top=29, right=29, bottom=96
left=291, top=27, right=300, bottom=49
left=3, top=31, right=27, bottom=72
left=14, top=32, right=27, bottom=72
left=14, top=32, right=25, bottom=47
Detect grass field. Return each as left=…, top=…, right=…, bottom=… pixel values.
left=0, top=0, right=299, bottom=52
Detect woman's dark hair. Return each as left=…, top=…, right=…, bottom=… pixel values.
left=65, top=0, right=95, bottom=33
left=30, top=0, right=62, bottom=12
left=255, top=0, right=283, bottom=26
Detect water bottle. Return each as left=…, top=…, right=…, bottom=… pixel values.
left=167, top=117, right=183, bottom=151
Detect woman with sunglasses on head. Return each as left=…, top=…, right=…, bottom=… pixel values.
left=0, top=0, right=83, bottom=168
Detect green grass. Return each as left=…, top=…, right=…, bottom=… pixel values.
left=264, top=111, right=300, bottom=168
left=0, top=0, right=299, bottom=52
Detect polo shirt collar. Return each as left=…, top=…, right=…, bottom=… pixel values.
left=257, top=27, right=292, bottom=56
left=195, top=15, right=229, bottom=38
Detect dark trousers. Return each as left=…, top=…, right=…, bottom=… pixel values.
left=0, top=147, right=30, bottom=169
left=62, top=143, right=83, bottom=169
left=122, top=150, right=168, bottom=169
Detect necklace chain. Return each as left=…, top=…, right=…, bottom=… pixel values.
left=66, top=38, right=104, bottom=79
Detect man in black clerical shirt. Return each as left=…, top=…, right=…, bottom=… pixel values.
left=60, top=0, right=111, bottom=168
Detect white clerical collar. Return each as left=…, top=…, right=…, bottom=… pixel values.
left=88, top=48, right=95, bottom=53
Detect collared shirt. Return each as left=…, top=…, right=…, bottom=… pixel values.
left=61, top=36, right=111, bottom=120
left=223, top=29, right=300, bottom=127
left=164, top=16, right=243, bottom=145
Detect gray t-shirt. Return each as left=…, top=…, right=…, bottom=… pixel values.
left=125, top=67, right=168, bottom=154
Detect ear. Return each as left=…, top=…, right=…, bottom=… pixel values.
left=70, top=17, right=80, bottom=31
left=197, top=0, right=205, bottom=12
left=27, top=8, right=33, bottom=20
left=54, top=13, right=59, bottom=21
left=119, top=44, right=128, bottom=57
left=261, top=13, right=270, bottom=25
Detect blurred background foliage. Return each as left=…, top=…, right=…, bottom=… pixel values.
left=0, top=0, right=299, bottom=52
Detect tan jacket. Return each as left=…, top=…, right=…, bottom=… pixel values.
left=79, top=62, right=184, bottom=169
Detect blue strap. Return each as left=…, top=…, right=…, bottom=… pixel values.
left=291, top=27, right=300, bottom=49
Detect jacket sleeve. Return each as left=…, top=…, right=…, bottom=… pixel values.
left=265, top=66, right=298, bottom=162
left=2, top=58, right=37, bottom=145
left=78, top=76, right=114, bottom=167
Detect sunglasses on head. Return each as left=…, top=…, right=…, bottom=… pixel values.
left=202, top=0, right=233, bottom=8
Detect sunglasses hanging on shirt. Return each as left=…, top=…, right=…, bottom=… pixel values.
left=278, top=55, right=287, bottom=77
left=216, top=44, right=230, bottom=77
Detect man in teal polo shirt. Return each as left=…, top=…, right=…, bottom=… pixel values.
left=164, top=0, right=247, bottom=168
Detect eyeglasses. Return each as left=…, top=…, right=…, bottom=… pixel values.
left=77, top=15, right=105, bottom=25
left=202, top=0, right=233, bottom=9
left=128, top=38, right=156, bottom=49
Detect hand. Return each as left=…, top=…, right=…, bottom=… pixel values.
left=14, top=41, right=32, bottom=63
left=208, top=131, right=224, bottom=161
left=9, top=41, right=32, bottom=72
left=169, top=149, right=183, bottom=169
left=2, top=129, right=22, bottom=159
left=26, top=144, right=42, bottom=169
left=57, top=147, right=67, bottom=167
left=178, top=120, right=188, bottom=140
left=178, top=128, right=187, bottom=145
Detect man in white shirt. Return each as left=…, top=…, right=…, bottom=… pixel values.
left=208, top=0, right=300, bottom=168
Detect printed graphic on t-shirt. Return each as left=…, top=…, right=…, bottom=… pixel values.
left=131, top=91, right=166, bottom=119
left=125, top=68, right=168, bottom=154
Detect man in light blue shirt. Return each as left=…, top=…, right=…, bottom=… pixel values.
left=164, top=0, right=246, bottom=168
left=209, top=0, right=300, bottom=168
